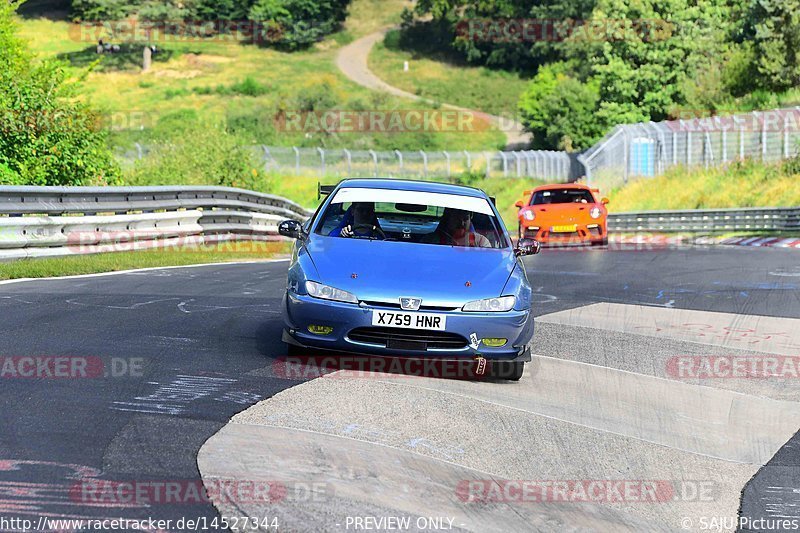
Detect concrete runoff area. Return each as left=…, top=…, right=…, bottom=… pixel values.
left=198, top=304, right=800, bottom=532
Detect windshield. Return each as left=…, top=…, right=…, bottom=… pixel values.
left=531, top=189, right=596, bottom=205
left=314, top=188, right=508, bottom=249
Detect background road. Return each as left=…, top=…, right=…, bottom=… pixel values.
left=0, top=247, right=798, bottom=530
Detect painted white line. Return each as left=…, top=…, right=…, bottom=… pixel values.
left=0, top=258, right=290, bottom=286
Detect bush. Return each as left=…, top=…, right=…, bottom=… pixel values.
left=125, top=123, right=262, bottom=189
left=1, top=1, right=120, bottom=186
left=248, top=0, right=351, bottom=49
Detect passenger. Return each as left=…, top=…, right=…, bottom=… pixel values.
left=422, top=208, right=491, bottom=247
left=329, top=202, right=384, bottom=239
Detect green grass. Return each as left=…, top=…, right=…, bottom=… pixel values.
left=368, top=30, right=530, bottom=118
left=610, top=159, right=800, bottom=212
left=0, top=241, right=290, bottom=280
left=14, top=1, right=503, bottom=152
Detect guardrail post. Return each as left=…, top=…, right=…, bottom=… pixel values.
left=343, top=149, right=352, bottom=175
left=524, top=151, right=533, bottom=176
left=317, top=147, right=326, bottom=176
left=394, top=150, right=403, bottom=176
left=369, top=150, right=378, bottom=177
left=135, top=143, right=143, bottom=160
left=464, top=150, right=471, bottom=170
left=293, top=146, right=300, bottom=174
left=443, top=151, right=451, bottom=179
left=484, top=152, right=492, bottom=179
left=420, top=150, right=428, bottom=178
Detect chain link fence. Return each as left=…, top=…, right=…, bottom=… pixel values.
left=579, top=107, right=800, bottom=192
left=116, top=144, right=582, bottom=182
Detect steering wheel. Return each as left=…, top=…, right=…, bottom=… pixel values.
left=352, top=224, right=386, bottom=240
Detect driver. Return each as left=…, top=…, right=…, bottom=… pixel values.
left=329, top=202, right=384, bottom=239
left=422, top=208, right=490, bottom=247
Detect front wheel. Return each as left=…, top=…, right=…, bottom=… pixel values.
left=491, top=361, right=524, bottom=381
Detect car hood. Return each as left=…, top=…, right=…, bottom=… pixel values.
left=304, top=236, right=516, bottom=307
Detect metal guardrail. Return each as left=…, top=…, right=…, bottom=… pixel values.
left=0, top=186, right=313, bottom=261
left=608, top=207, right=800, bottom=233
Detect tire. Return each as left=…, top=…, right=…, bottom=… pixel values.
left=592, top=238, right=608, bottom=246
left=492, top=361, right=524, bottom=381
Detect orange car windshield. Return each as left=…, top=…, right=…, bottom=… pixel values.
left=531, top=189, right=595, bottom=205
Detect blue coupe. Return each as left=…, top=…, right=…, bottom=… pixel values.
left=278, top=179, right=540, bottom=380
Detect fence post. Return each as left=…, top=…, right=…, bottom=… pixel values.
left=369, top=150, right=378, bottom=177
left=686, top=131, right=692, bottom=166
left=443, top=151, right=451, bottom=179
left=498, top=151, right=508, bottom=177
left=524, top=151, right=533, bottom=176
left=721, top=130, right=727, bottom=162
left=671, top=131, right=677, bottom=166
left=784, top=112, right=790, bottom=159
left=261, top=145, right=271, bottom=172
left=464, top=151, right=471, bottom=170
left=293, top=146, right=300, bottom=174
left=484, top=152, right=492, bottom=179
left=317, top=147, right=326, bottom=176
left=343, top=149, right=352, bottom=175
left=135, top=142, right=143, bottom=159
left=759, top=112, right=767, bottom=161
left=513, top=152, right=522, bottom=177
left=420, top=150, right=428, bottom=178
left=394, top=150, right=403, bottom=176
left=623, top=131, right=630, bottom=183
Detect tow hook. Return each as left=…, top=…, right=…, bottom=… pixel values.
left=474, top=356, right=487, bottom=376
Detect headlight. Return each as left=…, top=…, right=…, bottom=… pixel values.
left=590, top=207, right=602, bottom=219
left=305, top=281, right=358, bottom=304
left=462, top=296, right=516, bottom=312
left=523, top=210, right=535, bottom=221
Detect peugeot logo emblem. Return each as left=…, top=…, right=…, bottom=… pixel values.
left=400, top=297, right=422, bottom=311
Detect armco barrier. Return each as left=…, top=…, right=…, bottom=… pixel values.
left=0, top=186, right=313, bottom=261
left=608, top=207, right=800, bottom=233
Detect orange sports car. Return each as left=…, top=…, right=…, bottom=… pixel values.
left=515, top=184, right=609, bottom=246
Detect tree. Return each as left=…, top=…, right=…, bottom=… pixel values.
left=0, top=1, right=119, bottom=185
left=518, top=63, right=603, bottom=151
left=744, top=0, right=800, bottom=91
left=248, top=0, right=350, bottom=49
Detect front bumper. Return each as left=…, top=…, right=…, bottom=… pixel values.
left=282, top=292, right=534, bottom=361
left=523, top=222, right=606, bottom=245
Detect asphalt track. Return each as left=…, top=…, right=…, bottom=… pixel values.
left=0, top=246, right=798, bottom=532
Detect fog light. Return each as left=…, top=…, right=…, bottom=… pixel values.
left=308, top=324, right=333, bottom=335
left=482, top=338, right=507, bottom=347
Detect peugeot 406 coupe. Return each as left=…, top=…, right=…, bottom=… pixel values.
left=278, top=179, right=540, bottom=380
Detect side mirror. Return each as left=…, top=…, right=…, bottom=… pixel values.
left=601, top=197, right=610, bottom=205
left=279, top=219, right=306, bottom=240
left=514, top=200, right=524, bottom=209
left=515, top=238, right=541, bottom=257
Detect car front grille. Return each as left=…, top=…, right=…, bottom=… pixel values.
left=360, top=301, right=459, bottom=312
left=347, top=327, right=468, bottom=350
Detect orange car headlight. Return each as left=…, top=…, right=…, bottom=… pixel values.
left=523, top=210, right=535, bottom=221
left=590, top=207, right=602, bottom=219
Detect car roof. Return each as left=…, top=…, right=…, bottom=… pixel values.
left=335, top=178, right=488, bottom=199
left=533, top=183, right=591, bottom=192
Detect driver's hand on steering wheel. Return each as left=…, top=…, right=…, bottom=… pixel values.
left=340, top=225, right=354, bottom=238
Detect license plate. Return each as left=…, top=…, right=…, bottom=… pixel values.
left=551, top=224, right=577, bottom=233
left=372, top=311, right=446, bottom=331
